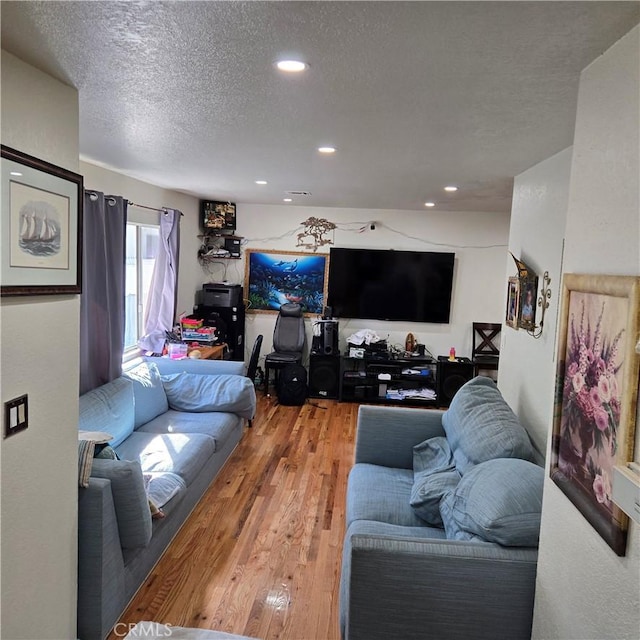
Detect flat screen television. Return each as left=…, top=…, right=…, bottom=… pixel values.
left=327, top=247, right=455, bottom=323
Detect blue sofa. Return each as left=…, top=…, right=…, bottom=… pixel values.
left=340, top=376, right=543, bottom=640
left=77, top=357, right=256, bottom=640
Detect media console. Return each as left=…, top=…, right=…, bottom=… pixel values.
left=338, top=354, right=474, bottom=407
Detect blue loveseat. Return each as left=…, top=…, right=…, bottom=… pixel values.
left=340, top=376, right=543, bottom=640
left=77, top=357, right=256, bottom=640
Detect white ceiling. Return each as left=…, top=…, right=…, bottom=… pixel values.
left=2, top=1, right=638, bottom=213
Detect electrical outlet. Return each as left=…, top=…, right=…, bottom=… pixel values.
left=4, top=394, right=28, bottom=438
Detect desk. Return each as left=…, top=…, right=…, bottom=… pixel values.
left=188, top=344, right=227, bottom=360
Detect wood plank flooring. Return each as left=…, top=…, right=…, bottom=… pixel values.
left=109, top=396, right=359, bottom=640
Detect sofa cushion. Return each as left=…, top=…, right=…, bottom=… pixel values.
left=441, top=376, right=534, bottom=474
left=79, top=377, right=135, bottom=448
left=411, top=470, right=461, bottom=526
left=439, top=491, right=484, bottom=542
left=441, top=458, right=544, bottom=547
left=347, top=464, right=426, bottom=528
left=115, top=431, right=216, bottom=486
left=123, top=361, right=169, bottom=428
left=410, top=436, right=460, bottom=526
left=136, top=409, right=239, bottom=451
left=161, top=373, right=256, bottom=420
left=90, top=458, right=152, bottom=549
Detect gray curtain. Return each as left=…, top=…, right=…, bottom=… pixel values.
left=79, top=191, right=127, bottom=395
left=138, top=209, right=181, bottom=354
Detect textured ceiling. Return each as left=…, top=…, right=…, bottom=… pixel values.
left=2, top=1, right=639, bottom=213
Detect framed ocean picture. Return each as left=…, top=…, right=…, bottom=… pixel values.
left=244, top=249, right=328, bottom=315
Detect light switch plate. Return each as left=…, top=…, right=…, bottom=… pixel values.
left=4, top=394, right=28, bottom=438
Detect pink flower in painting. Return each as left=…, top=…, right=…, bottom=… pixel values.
left=598, top=376, right=612, bottom=404
left=560, top=298, right=625, bottom=466
left=572, top=372, right=585, bottom=394
left=593, top=473, right=611, bottom=504
left=589, top=386, right=601, bottom=409
left=594, top=408, right=609, bottom=432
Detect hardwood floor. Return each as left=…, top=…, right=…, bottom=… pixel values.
left=109, top=395, right=359, bottom=640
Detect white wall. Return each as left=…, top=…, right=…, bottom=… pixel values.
left=500, top=147, right=572, bottom=457
left=225, top=203, right=510, bottom=365
left=531, top=26, right=640, bottom=640
left=75, top=167, right=511, bottom=367
left=0, top=50, right=80, bottom=639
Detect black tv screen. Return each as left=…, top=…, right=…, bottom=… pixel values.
left=327, top=247, right=455, bottom=323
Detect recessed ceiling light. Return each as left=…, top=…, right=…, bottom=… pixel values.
left=10, top=171, right=22, bottom=176
left=318, top=146, right=336, bottom=154
left=283, top=198, right=292, bottom=202
left=424, top=202, right=436, bottom=207
left=276, top=60, right=308, bottom=72
left=255, top=180, right=267, bottom=185
left=444, top=185, right=458, bottom=192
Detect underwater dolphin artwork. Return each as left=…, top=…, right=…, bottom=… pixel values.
left=247, top=251, right=327, bottom=313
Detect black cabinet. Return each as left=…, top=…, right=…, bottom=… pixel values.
left=339, top=356, right=438, bottom=406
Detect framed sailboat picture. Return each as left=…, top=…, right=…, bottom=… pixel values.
left=1, top=145, right=83, bottom=296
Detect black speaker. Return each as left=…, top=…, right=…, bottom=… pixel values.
left=321, top=321, right=339, bottom=355
left=437, top=357, right=475, bottom=407
left=308, top=355, right=340, bottom=399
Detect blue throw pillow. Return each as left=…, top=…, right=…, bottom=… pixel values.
left=78, top=377, right=135, bottom=448
left=440, top=491, right=483, bottom=542
left=443, top=458, right=544, bottom=547
left=161, top=373, right=256, bottom=419
left=90, top=458, right=152, bottom=549
left=123, top=361, right=169, bottom=428
left=410, top=437, right=461, bottom=526
left=441, top=376, right=534, bottom=474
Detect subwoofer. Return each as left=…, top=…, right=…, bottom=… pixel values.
left=308, top=355, right=340, bottom=399
left=437, top=357, right=475, bottom=407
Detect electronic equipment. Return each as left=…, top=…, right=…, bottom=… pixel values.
left=223, top=237, right=241, bottom=257
left=436, top=357, right=474, bottom=407
left=327, top=247, right=455, bottom=323
left=192, top=303, right=245, bottom=361
left=199, top=283, right=242, bottom=308
left=308, top=355, right=340, bottom=399
left=311, top=320, right=339, bottom=356
left=193, top=284, right=245, bottom=361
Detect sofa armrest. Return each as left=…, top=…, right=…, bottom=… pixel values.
left=343, top=531, right=537, bottom=640
left=77, top=477, right=126, bottom=640
left=355, top=405, right=446, bottom=468
left=142, top=356, right=245, bottom=377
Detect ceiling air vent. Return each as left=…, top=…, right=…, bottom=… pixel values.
left=285, top=190, right=312, bottom=196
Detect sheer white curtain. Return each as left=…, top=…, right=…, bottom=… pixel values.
left=138, top=209, right=181, bottom=354
left=79, top=191, right=127, bottom=394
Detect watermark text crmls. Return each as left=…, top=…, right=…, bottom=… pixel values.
left=113, top=622, right=174, bottom=637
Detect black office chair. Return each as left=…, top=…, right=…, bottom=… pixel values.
left=245, top=334, right=263, bottom=427
left=246, top=334, right=263, bottom=386
left=264, top=303, right=305, bottom=396
left=472, top=322, right=501, bottom=381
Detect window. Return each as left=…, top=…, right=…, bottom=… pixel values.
left=125, top=223, right=160, bottom=352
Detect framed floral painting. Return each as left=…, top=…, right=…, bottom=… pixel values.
left=550, top=274, right=640, bottom=556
